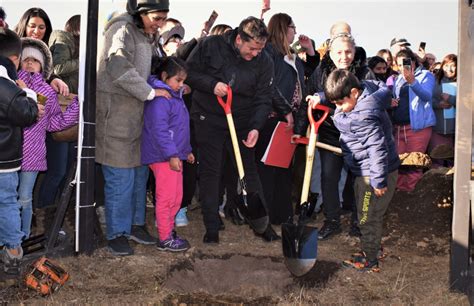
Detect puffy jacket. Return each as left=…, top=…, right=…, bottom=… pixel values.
left=294, top=52, right=375, bottom=147
left=0, top=62, right=39, bottom=171
left=392, top=67, right=435, bottom=131
left=333, top=81, right=400, bottom=189
left=141, top=77, right=192, bottom=164
left=49, top=30, right=79, bottom=94
left=186, top=29, right=273, bottom=132
left=18, top=70, right=79, bottom=171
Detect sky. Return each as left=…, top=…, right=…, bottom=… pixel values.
left=0, top=0, right=459, bottom=61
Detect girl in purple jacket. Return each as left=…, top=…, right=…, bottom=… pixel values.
left=141, top=57, right=194, bottom=252
left=18, top=38, right=79, bottom=239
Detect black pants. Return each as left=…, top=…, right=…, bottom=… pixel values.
left=320, top=148, right=355, bottom=222
left=194, top=117, right=264, bottom=233
left=255, top=118, right=293, bottom=225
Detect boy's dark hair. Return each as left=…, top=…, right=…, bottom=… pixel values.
left=324, top=69, right=362, bottom=102
left=0, top=27, right=22, bottom=58
left=238, top=16, right=268, bottom=43
left=151, top=56, right=187, bottom=80
left=0, top=7, right=6, bottom=27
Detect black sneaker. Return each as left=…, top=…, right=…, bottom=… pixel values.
left=108, top=236, right=134, bottom=256
left=255, top=225, right=281, bottom=242
left=129, top=225, right=156, bottom=245
left=318, top=220, right=342, bottom=240
left=1, top=246, right=23, bottom=275
left=203, top=231, right=219, bottom=244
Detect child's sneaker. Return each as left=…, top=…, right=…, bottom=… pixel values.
left=1, top=246, right=24, bottom=275
left=175, top=208, right=189, bottom=227
left=351, top=247, right=387, bottom=262
left=157, top=235, right=190, bottom=252
left=343, top=251, right=380, bottom=272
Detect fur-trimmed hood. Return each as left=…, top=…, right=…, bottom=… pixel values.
left=21, top=37, right=53, bottom=80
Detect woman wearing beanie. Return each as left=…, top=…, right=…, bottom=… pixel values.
left=96, top=0, right=171, bottom=256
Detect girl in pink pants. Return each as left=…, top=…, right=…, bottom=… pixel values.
left=141, top=57, right=194, bottom=252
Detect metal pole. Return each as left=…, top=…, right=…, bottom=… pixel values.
left=75, top=0, right=98, bottom=255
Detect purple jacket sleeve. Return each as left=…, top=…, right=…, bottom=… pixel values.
left=47, top=94, right=79, bottom=132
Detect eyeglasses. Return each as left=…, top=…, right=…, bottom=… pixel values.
left=288, top=25, right=296, bottom=30
left=151, top=16, right=167, bottom=22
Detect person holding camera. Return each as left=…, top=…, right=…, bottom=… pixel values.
left=391, top=49, right=435, bottom=192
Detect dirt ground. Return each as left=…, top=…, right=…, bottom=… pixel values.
left=0, top=168, right=471, bottom=304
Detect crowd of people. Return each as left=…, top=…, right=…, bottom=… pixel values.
left=0, top=0, right=457, bottom=275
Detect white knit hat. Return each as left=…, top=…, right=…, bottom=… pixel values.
left=21, top=46, right=44, bottom=69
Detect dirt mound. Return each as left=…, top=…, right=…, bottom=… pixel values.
left=385, top=169, right=453, bottom=254
left=164, top=254, right=293, bottom=298
left=399, top=152, right=432, bottom=168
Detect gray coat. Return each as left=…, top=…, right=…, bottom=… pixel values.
left=96, top=13, right=159, bottom=168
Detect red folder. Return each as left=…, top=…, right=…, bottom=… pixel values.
left=261, top=121, right=297, bottom=168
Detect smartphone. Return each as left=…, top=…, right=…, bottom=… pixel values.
left=419, top=41, right=426, bottom=51
left=203, top=10, right=218, bottom=34
left=402, top=58, right=411, bottom=71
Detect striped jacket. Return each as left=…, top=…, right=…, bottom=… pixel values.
left=18, top=70, right=79, bottom=171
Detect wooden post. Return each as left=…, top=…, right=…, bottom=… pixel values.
left=450, top=0, right=473, bottom=293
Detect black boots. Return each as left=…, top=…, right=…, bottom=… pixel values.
left=254, top=224, right=281, bottom=242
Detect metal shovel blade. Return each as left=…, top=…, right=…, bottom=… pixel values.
left=235, top=191, right=269, bottom=234
left=281, top=221, right=318, bottom=277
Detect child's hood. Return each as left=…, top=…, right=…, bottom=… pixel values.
left=355, top=80, right=391, bottom=112
left=147, top=75, right=183, bottom=98
left=21, top=37, right=53, bottom=80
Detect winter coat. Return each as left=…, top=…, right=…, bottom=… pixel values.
left=0, top=60, right=38, bottom=171
left=264, top=42, right=305, bottom=117
left=392, top=67, right=435, bottom=131
left=333, top=81, right=400, bottom=189
left=294, top=52, right=375, bottom=147
left=96, top=13, right=161, bottom=168
left=432, top=77, right=456, bottom=134
left=49, top=30, right=79, bottom=94
left=141, top=78, right=192, bottom=164
left=186, top=29, right=273, bottom=132
left=18, top=70, right=79, bottom=171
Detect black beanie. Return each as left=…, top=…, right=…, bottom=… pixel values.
left=127, top=0, right=169, bottom=15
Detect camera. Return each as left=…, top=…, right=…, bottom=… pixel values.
left=402, top=58, right=411, bottom=70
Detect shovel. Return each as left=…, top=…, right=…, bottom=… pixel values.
left=282, top=103, right=330, bottom=277
left=217, top=86, right=269, bottom=234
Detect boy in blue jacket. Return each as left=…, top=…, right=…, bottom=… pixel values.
left=321, top=69, right=399, bottom=272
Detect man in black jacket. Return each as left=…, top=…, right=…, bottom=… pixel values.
left=186, top=16, right=275, bottom=244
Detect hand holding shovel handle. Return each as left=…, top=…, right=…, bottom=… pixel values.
left=300, top=104, right=330, bottom=205
left=216, top=87, right=246, bottom=191
left=216, top=86, right=268, bottom=234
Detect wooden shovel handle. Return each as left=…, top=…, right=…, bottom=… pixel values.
left=300, top=104, right=330, bottom=205
left=216, top=87, right=245, bottom=185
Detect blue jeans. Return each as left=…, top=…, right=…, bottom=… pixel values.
left=102, top=165, right=149, bottom=240
left=18, top=171, right=39, bottom=239
left=0, top=172, right=24, bottom=248
left=38, top=134, right=69, bottom=208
